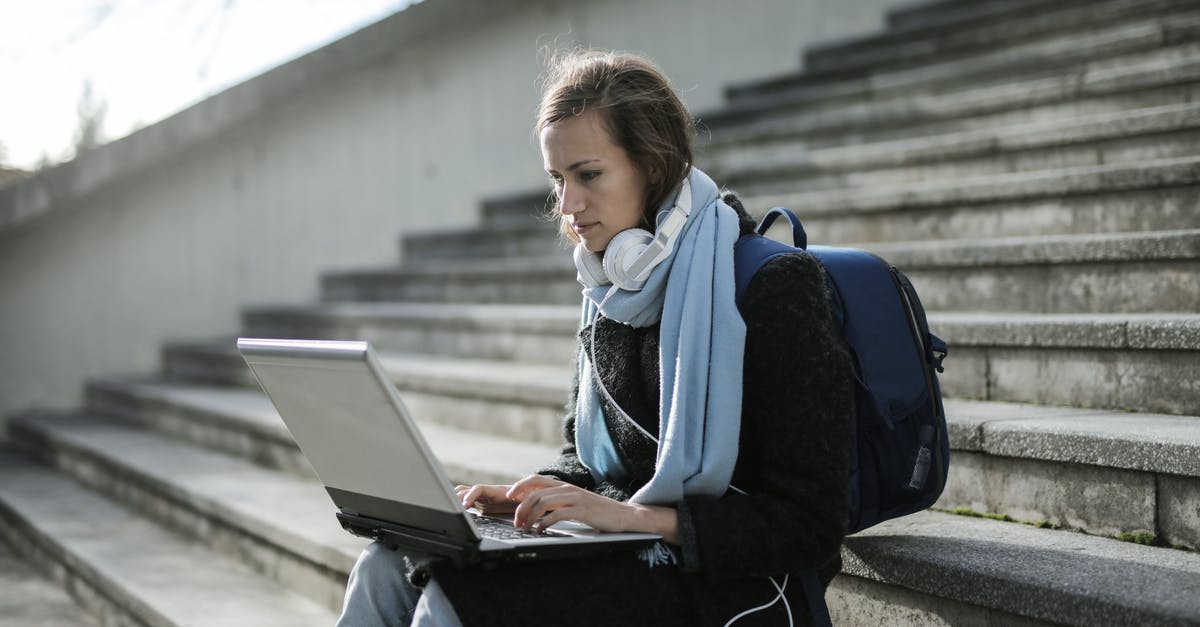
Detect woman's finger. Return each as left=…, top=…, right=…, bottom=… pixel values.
left=506, top=474, right=565, bottom=503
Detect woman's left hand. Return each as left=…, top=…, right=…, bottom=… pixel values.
left=505, top=474, right=679, bottom=544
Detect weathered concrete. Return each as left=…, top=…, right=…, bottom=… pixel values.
left=843, top=511, right=1200, bottom=626
left=709, top=39, right=1200, bottom=141
left=0, top=451, right=338, bottom=625
left=0, top=538, right=98, bottom=627
left=795, top=178, right=1200, bottom=245
left=827, top=573, right=1052, bottom=627
left=936, top=450, right=1157, bottom=537
left=1159, top=474, right=1200, bottom=550
left=751, top=155, right=1200, bottom=218
left=806, top=0, right=1187, bottom=76
left=708, top=103, right=1200, bottom=191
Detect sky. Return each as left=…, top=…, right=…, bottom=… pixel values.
left=0, top=0, right=417, bottom=170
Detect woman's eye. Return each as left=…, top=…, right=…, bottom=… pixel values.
left=580, top=171, right=600, bottom=182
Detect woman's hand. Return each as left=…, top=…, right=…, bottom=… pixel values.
left=505, top=475, right=680, bottom=544
left=455, top=483, right=518, bottom=515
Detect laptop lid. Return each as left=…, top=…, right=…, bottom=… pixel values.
left=235, top=338, right=660, bottom=562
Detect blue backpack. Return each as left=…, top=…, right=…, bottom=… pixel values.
left=734, top=206, right=950, bottom=533
left=734, top=207, right=950, bottom=626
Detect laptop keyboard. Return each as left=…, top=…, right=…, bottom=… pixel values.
left=471, top=513, right=567, bottom=540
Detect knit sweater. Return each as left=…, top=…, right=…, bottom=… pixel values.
left=430, top=198, right=855, bottom=626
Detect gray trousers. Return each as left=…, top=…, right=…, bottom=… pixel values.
left=336, top=542, right=464, bottom=627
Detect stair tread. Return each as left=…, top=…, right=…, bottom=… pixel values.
left=707, top=39, right=1200, bottom=143
left=91, top=374, right=1200, bottom=481
left=929, top=311, right=1200, bottom=350
left=87, top=377, right=562, bottom=477
left=846, top=510, right=1200, bottom=625
left=329, top=229, right=1200, bottom=277
left=0, top=537, right=97, bottom=627
left=708, top=101, right=1200, bottom=176
left=0, top=451, right=337, bottom=626
left=11, top=414, right=1200, bottom=626
left=744, top=155, right=1200, bottom=214
left=943, top=398, right=1200, bottom=476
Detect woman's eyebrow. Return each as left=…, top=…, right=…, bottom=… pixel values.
left=566, top=159, right=600, bottom=171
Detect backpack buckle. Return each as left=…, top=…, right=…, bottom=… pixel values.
left=928, top=334, right=948, bottom=374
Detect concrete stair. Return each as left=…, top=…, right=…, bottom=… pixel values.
left=0, top=528, right=99, bottom=627
left=4, top=0, right=1200, bottom=624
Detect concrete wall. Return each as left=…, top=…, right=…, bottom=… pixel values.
left=0, top=0, right=907, bottom=423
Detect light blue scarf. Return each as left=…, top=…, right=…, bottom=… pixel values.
left=575, top=167, right=746, bottom=505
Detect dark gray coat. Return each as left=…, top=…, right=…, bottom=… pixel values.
left=431, top=200, right=855, bottom=626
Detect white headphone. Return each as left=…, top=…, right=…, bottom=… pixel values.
left=573, top=178, right=693, bottom=292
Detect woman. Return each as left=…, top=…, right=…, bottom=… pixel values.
left=338, top=49, right=853, bottom=626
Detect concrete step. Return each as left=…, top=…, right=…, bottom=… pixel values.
left=14, top=403, right=1198, bottom=626
left=84, top=378, right=558, bottom=485
left=804, top=0, right=1178, bottom=77
left=831, top=510, right=1200, bottom=626
left=703, top=38, right=1200, bottom=149
left=162, top=338, right=257, bottom=387
left=240, top=302, right=578, bottom=365
left=14, top=409, right=1195, bottom=627
left=707, top=102, right=1200, bottom=194
left=478, top=189, right=553, bottom=228
left=935, top=311, right=1200, bottom=416
left=742, top=155, right=1200, bottom=244
left=940, top=398, right=1199, bottom=550
left=7, top=413, right=365, bottom=614
left=885, top=0, right=1063, bottom=33
left=199, top=302, right=1200, bottom=417
left=876, top=229, right=1200, bottom=313
left=320, top=254, right=578, bottom=305
left=310, top=228, right=1200, bottom=313
left=124, top=344, right=573, bottom=446
left=83, top=371, right=1200, bottom=552
left=0, top=450, right=337, bottom=626
left=730, top=3, right=1200, bottom=115
left=0, top=533, right=98, bottom=627
left=400, top=221, right=562, bottom=263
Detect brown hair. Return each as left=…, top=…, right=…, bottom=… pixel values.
left=536, top=49, right=695, bottom=243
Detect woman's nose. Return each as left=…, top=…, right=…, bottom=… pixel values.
left=559, top=185, right=583, bottom=215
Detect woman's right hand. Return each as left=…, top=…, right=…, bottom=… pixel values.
left=455, top=483, right=518, bottom=515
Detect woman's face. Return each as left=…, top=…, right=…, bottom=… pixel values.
left=540, top=111, right=649, bottom=253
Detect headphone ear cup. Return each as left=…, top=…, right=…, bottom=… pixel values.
left=603, top=228, right=655, bottom=291
left=573, top=244, right=610, bottom=288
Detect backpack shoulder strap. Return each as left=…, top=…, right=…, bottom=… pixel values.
left=733, top=207, right=809, bottom=305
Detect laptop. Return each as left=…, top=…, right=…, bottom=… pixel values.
left=236, top=337, right=661, bottom=565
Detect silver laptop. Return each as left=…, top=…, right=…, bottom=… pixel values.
left=236, top=338, right=660, bottom=565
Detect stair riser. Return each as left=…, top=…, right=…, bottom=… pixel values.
left=887, top=0, right=1063, bottom=33
left=809, top=0, right=1168, bottom=76
left=708, top=46, right=1200, bottom=144
left=942, top=347, right=1200, bottom=416
left=399, top=390, right=564, bottom=447
left=320, top=274, right=580, bottom=305
left=717, top=128, right=1200, bottom=195
left=0, top=504, right=148, bottom=627
left=86, top=383, right=314, bottom=478
left=241, top=314, right=577, bottom=366
left=794, top=187, right=1200, bottom=244
left=402, top=229, right=562, bottom=264
left=907, top=261, right=1200, bottom=313
left=162, top=345, right=255, bottom=387
left=8, top=423, right=349, bottom=613
left=937, top=451, right=1198, bottom=549
left=735, top=12, right=1184, bottom=109
left=481, top=193, right=553, bottom=228
left=828, top=575, right=1058, bottom=627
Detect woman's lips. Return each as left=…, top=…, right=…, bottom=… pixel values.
left=573, top=222, right=597, bottom=235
